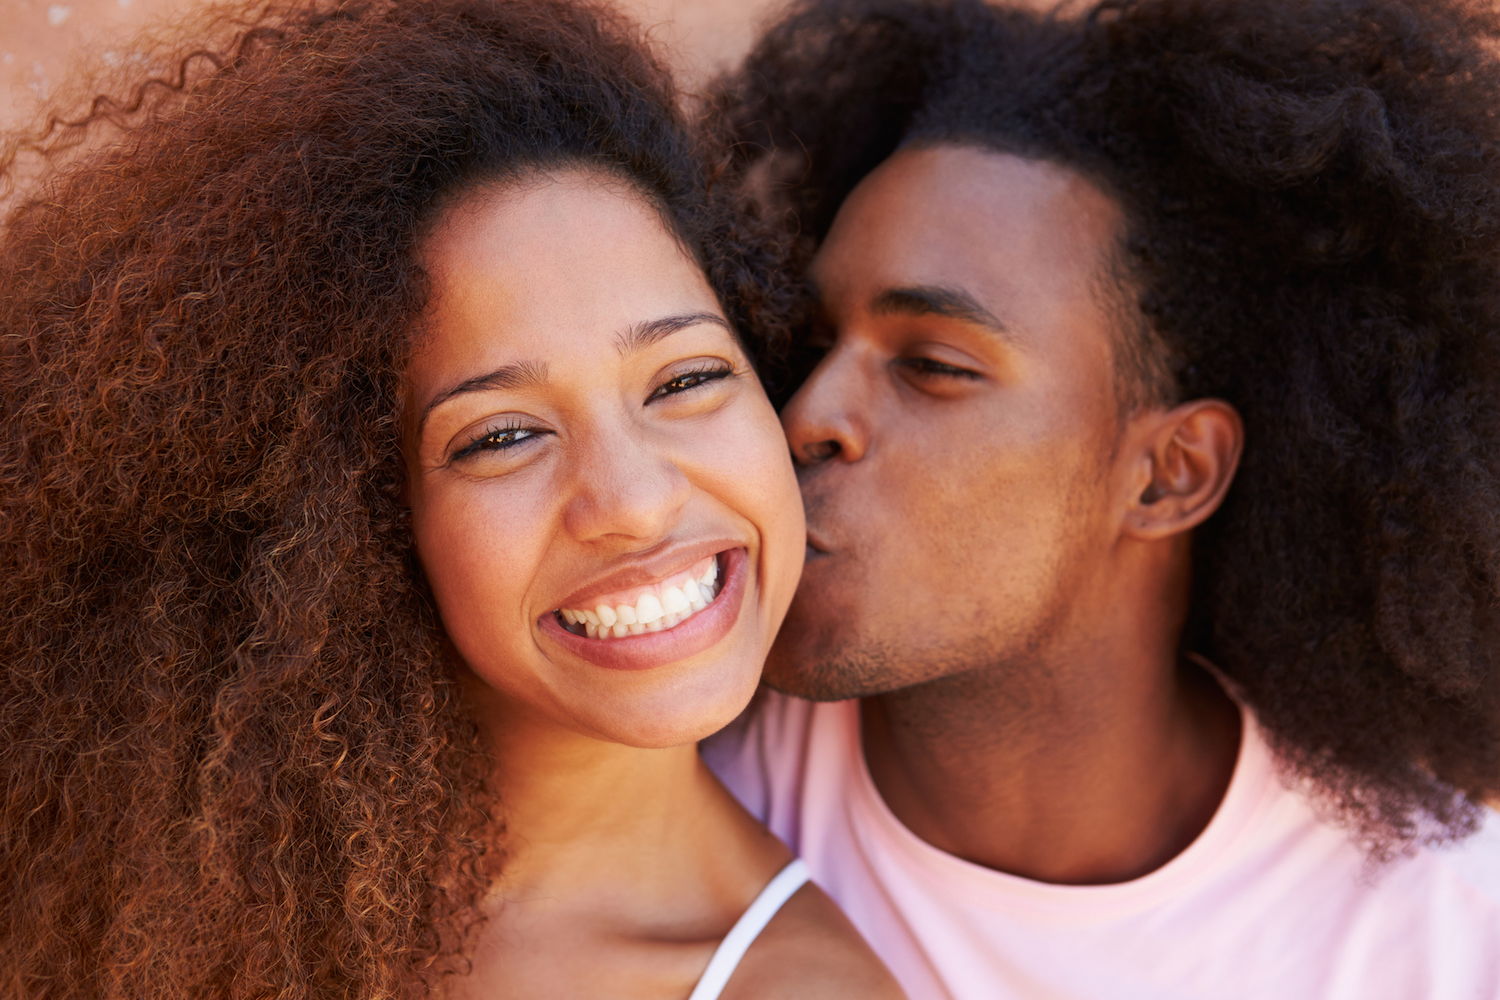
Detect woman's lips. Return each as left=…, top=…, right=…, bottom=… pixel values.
left=555, top=554, right=720, bottom=636
left=538, top=547, right=749, bottom=671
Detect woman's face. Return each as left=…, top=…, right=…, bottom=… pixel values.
left=404, top=169, right=804, bottom=749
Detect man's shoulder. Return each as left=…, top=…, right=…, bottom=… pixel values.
left=704, top=687, right=847, bottom=764
left=1239, top=720, right=1500, bottom=923
left=1412, top=804, right=1500, bottom=908
left=702, top=689, right=857, bottom=830
left=707, top=686, right=807, bottom=741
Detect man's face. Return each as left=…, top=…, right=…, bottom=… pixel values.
left=767, top=145, right=1141, bottom=700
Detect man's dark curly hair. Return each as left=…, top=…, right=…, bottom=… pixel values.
left=717, top=0, right=1500, bottom=856
left=0, top=0, right=795, bottom=995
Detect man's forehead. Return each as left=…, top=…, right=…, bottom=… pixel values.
left=811, top=144, right=1125, bottom=323
left=813, top=146, right=1121, bottom=268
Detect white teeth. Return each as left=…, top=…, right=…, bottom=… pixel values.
left=635, top=592, right=664, bottom=624
left=556, top=554, right=727, bottom=640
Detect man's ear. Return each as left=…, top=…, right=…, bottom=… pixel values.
left=1123, top=399, right=1243, bottom=541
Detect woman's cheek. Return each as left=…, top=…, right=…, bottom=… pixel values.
left=416, top=477, right=547, bottom=644
left=699, top=396, right=806, bottom=627
left=763, top=445, right=807, bottom=630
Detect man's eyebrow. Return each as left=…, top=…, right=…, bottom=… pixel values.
left=418, top=359, right=549, bottom=435
left=616, top=312, right=732, bottom=354
left=870, top=285, right=1012, bottom=338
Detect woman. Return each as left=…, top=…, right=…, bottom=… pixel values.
left=0, top=1, right=902, bottom=996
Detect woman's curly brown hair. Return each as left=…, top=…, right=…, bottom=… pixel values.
left=0, top=0, right=796, bottom=995
left=718, top=0, right=1500, bottom=857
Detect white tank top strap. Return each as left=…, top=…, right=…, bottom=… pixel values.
left=686, top=858, right=811, bottom=1000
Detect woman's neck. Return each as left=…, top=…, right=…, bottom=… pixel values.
left=448, top=681, right=793, bottom=999
left=495, top=727, right=713, bottom=892
left=466, top=684, right=782, bottom=913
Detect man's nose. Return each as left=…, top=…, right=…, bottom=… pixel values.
left=781, top=348, right=871, bottom=467
left=562, top=424, right=691, bottom=544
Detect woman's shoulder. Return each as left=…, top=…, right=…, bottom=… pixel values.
left=725, top=877, right=907, bottom=999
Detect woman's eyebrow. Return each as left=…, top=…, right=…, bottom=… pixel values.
left=616, top=311, right=731, bottom=354
left=419, top=359, right=550, bottom=434
left=418, top=312, right=732, bottom=435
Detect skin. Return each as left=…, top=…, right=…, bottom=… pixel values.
left=771, top=144, right=1245, bottom=885
left=404, top=168, right=901, bottom=998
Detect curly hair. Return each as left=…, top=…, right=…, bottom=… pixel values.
left=0, top=1, right=796, bottom=996
left=718, top=0, right=1500, bottom=856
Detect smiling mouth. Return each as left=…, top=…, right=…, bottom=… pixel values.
left=554, top=553, right=724, bottom=640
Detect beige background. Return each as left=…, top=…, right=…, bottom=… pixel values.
left=0, top=0, right=782, bottom=136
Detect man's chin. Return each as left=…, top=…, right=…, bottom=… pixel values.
left=763, top=628, right=893, bottom=702
left=760, top=672, right=864, bottom=703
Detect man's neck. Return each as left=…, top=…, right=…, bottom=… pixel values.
left=860, top=655, right=1241, bottom=885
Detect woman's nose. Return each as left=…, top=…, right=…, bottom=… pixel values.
left=561, top=424, right=692, bottom=545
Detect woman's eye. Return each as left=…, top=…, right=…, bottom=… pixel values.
left=899, top=357, right=980, bottom=379
left=452, top=424, right=544, bottom=462
left=648, top=364, right=734, bottom=401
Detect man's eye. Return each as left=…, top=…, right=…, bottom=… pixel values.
left=900, top=357, right=979, bottom=379
left=648, top=364, right=734, bottom=401
left=452, top=424, right=544, bottom=461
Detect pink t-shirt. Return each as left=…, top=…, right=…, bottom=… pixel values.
left=702, top=691, right=1500, bottom=1000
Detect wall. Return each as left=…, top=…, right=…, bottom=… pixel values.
left=0, top=0, right=781, bottom=136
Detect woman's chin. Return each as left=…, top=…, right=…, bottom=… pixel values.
left=454, top=615, right=771, bottom=751
left=587, top=662, right=764, bottom=750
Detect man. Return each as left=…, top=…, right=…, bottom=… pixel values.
left=703, top=1, right=1500, bottom=996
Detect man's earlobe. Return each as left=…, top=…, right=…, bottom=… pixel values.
left=1125, top=399, right=1243, bottom=540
